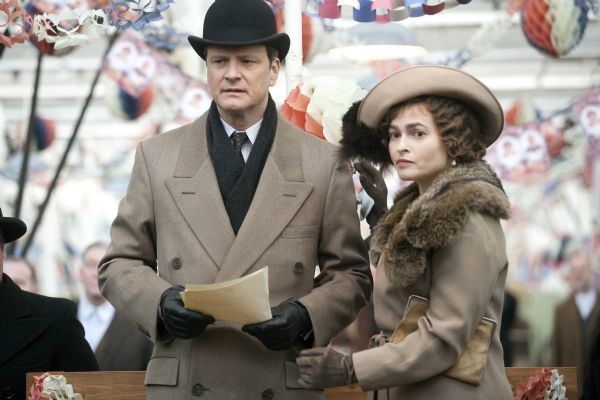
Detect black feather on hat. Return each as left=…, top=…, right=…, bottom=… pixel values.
left=338, top=101, right=392, bottom=168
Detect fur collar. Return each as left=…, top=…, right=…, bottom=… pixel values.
left=370, top=161, right=511, bottom=288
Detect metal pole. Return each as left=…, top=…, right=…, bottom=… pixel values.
left=284, top=0, right=303, bottom=95
left=8, top=51, right=43, bottom=256
left=21, top=32, right=120, bottom=258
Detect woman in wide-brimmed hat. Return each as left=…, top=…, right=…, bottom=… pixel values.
left=296, top=65, right=513, bottom=400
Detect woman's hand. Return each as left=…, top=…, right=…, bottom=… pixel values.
left=296, top=347, right=357, bottom=389
left=354, top=160, right=387, bottom=231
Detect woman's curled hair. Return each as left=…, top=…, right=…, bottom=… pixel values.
left=378, top=95, right=487, bottom=163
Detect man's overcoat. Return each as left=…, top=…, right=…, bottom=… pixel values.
left=98, top=113, right=371, bottom=400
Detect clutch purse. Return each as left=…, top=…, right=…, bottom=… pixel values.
left=389, top=295, right=496, bottom=386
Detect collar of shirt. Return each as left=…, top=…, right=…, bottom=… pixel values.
left=220, top=118, right=262, bottom=144
left=575, top=288, right=597, bottom=321
left=78, top=295, right=115, bottom=323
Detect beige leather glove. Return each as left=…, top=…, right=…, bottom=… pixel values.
left=296, top=347, right=357, bottom=389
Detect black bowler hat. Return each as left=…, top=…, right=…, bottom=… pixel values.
left=188, top=0, right=290, bottom=61
left=0, top=207, right=27, bottom=244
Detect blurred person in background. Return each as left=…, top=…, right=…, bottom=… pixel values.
left=550, top=240, right=600, bottom=397
left=77, top=242, right=152, bottom=371
left=0, top=207, right=98, bottom=400
left=3, top=256, right=37, bottom=293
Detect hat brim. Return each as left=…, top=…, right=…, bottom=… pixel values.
left=188, top=33, right=290, bottom=61
left=0, top=217, right=27, bottom=244
left=358, top=65, right=504, bottom=147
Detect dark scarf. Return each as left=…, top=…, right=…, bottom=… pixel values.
left=206, top=96, right=277, bottom=235
left=370, top=161, right=511, bottom=288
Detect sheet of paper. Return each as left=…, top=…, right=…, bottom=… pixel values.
left=181, top=266, right=272, bottom=325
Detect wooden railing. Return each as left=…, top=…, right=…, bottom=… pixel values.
left=26, top=367, right=577, bottom=399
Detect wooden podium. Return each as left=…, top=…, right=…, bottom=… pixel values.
left=27, top=367, right=578, bottom=399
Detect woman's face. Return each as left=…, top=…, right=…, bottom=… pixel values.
left=387, top=103, right=451, bottom=193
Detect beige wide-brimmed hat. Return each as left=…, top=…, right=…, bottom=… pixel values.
left=358, top=65, right=503, bottom=146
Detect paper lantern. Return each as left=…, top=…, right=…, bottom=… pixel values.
left=521, top=0, right=589, bottom=57
left=9, top=114, right=56, bottom=153
left=26, top=2, right=78, bottom=56
left=505, top=98, right=540, bottom=126
left=319, top=0, right=341, bottom=18
left=105, top=79, right=154, bottom=120
left=354, top=0, right=376, bottom=22
left=33, top=115, right=56, bottom=151
left=281, top=77, right=367, bottom=145
left=0, top=0, right=33, bottom=48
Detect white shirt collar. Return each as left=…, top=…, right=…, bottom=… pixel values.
left=575, top=288, right=597, bottom=321
left=78, top=296, right=115, bottom=323
left=220, top=118, right=261, bottom=144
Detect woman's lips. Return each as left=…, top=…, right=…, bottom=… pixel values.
left=395, top=159, right=414, bottom=167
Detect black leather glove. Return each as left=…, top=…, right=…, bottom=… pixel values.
left=242, top=298, right=312, bottom=351
left=159, top=285, right=215, bottom=339
left=354, top=160, right=388, bottom=231
left=297, top=347, right=357, bottom=389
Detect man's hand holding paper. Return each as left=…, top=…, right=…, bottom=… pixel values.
left=181, top=266, right=272, bottom=326
left=160, top=285, right=216, bottom=339
left=242, top=298, right=313, bottom=351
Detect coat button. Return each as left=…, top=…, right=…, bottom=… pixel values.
left=293, top=262, right=304, bottom=274
left=191, top=383, right=205, bottom=396
left=262, top=388, right=274, bottom=400
left=171, top=257, right=182, bottom=270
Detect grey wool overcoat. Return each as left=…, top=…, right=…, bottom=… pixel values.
left=98, top=112, right=372, bottom=400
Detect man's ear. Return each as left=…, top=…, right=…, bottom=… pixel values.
left=269, top=58, right=281, bottom=86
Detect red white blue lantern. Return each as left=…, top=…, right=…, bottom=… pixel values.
left=521, top=0, right=589, bottom=58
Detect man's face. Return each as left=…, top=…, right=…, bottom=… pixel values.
left=206, top=45, right=280, bottom=124
left=4, top=258, right=37, bottom=292
left=79, top=245, right=107, bottom=304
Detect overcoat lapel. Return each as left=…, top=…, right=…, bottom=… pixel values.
left=216, top=118, right=313, bottom=282
left=165, top=114, right=235, bottom=269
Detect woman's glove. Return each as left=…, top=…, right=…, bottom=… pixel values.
left=354, top=160, right=387, bottom=231
left=296, top=347, right=357, bottom=389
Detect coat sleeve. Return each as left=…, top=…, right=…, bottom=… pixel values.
left=298, top=159, right=372, bottom=346
left=353, top=212, right=504, bottom=389
left=98, top=142, right=172, bottom=343
left=53, top=300, right=99, bottom=372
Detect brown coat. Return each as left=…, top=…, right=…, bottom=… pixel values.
left=550, top=292, right=600, bottom=390
left=98, top=113, right=371, bottom=400
left=352, top=162, right=513, bottom=400
left=94, top=311, right=153, bottom=371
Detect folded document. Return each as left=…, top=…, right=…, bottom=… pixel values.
left=181, top=266, right=272, bottom=325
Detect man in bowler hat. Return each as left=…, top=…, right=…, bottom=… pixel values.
left=98, top=0, right=371, bottom=399
left=0, top=208, right=98, bottom=400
